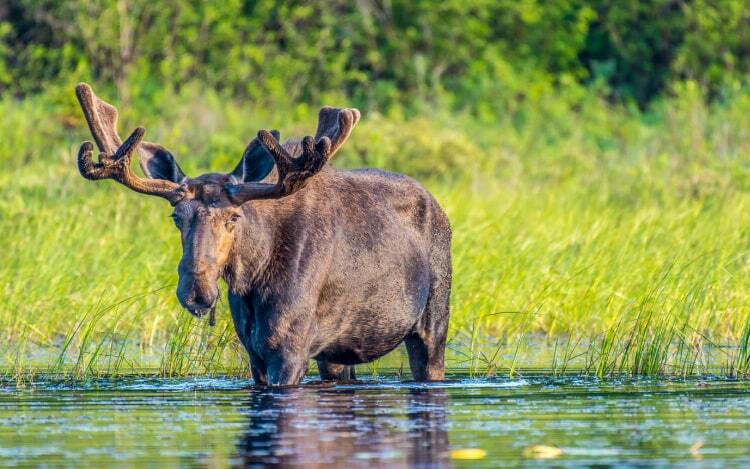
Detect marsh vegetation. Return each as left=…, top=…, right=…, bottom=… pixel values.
left=2, top=1, right=750, bottom=380
left=2, top=83, right=750, bottom=380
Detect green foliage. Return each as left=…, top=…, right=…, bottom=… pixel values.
left=674, top=0, right=750, bottom=97
left=3, top=0, right=750, bottom=108
left=580, top=0, right=686, bottom=105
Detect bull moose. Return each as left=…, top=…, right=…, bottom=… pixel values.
left=74, top=83, right=451, bottom=385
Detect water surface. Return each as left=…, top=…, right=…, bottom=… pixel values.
left=1, top=376, right=749, bottom=467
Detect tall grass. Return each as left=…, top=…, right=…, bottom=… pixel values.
left=2, top=81, right=750, bottom=379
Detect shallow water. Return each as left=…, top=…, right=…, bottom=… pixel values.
left=1, top=376, right=749, bottom=467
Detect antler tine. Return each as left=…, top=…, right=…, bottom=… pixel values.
left=224, top=106, right=357, bottom=205
left=75, top=83, right=122, bottom=156
left=225, top=131, right=332, bottom=204
left=75, top=83, right=184, bottom=204
left=77, top=131, right=185, bottom=201
left=78, top=126, right=144, bottom=181
left=314, top=106, right=360, bottom=158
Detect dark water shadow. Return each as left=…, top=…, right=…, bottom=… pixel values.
left=235, top=386, right=450, bottom=467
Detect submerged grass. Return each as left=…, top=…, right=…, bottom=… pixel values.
left=3, top=82, right=750, bottom=379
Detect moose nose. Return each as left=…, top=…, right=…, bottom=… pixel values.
left=189, top=292, right=214, bottom=308
left=179, top=293, right=216, bottom=318
left=176, top=277, right=219, bottom=316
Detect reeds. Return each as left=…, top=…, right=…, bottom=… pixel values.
left=3, top=83, right=750, bottom=379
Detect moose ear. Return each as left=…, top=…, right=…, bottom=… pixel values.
left=230, top=130, right=279, bottom=182
left=138, top=141, right=187, bottom=183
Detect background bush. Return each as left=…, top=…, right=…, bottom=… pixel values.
left=3, top=0, right=750, bottom=110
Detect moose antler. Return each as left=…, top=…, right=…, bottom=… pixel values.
left=314, top=106, right=360, bottom=158
left=75, top=83, right=185, bottom=204
left=225, top=132, right=332, bottom=203
left=225, top=106, right=359, bottom=205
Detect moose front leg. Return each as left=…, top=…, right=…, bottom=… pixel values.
left=248, top=352, right=268, bottom=386
left=227, top=292, right=270, bottom=385
left=265, top=350, right=310, bottom=386
left=257, top=304, right=317, bottom=386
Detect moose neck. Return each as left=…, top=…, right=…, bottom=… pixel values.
left=222, top=202, right=277, bottom=294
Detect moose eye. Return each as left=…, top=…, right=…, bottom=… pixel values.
left=228, top=214, right=241, bottom=225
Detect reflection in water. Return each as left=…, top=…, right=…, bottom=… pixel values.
left=236, top=387, right=450, bottom=467
left=2, top=378, right=750, bottom=466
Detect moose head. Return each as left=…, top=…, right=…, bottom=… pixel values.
left=75, top=83, right=359, bottom=321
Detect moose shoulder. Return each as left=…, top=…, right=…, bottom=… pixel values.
left=74, top=83, right=451, bottom=385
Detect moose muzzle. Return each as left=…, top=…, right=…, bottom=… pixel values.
left=176, top=268, right=219, bottom=318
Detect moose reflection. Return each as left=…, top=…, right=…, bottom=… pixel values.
left=235, top=386, right=450, bottom=466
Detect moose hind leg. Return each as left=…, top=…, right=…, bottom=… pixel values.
left=406, top=266, right=451, bottom=382
left=316, top=360, right=356, bottom=381
left=405, top=332, right=446, bottom=381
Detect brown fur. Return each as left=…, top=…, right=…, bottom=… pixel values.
left=74, top=84, right=452, bottom=385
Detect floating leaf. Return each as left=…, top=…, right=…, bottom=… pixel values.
left=690, top=440, right=703, bottom=460
left=451, top=448, right=487, bottom=460
left=523, top=445, right=563, bottom=459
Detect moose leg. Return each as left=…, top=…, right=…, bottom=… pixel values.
left=228, top=292, right=269, bottom=385
left=265, top=351, right=309, bottom=386
left=249, top=353, right=268, bottom=386
left=316, top=360, right=356, bottom=381
left=406, top=269, right=450, bottom=381
left=405, top=333, right=445, bottom=381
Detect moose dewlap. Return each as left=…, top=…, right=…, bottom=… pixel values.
left=74, top=83, right=452, bottom=385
